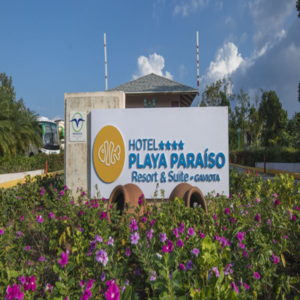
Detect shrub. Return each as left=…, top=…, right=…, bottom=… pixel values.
left=0, top=152, right=64, bottom=174
left=229, top=147, right=300, bottom=167
left=0, top=171, right=299, bottom=299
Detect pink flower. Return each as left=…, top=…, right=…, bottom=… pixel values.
left=96, top=249, right=108, bottom=266
left=60, top=190, right=65, bottom=196
left=162, top=240, right=173, bottom=253
left=172, top=228, right=179, bottom=238
left=24, top=276, right=36, bottom=292
left=247, top=264, right=252, bottom=269
left=236, top=232, right=244, bottom=241
left=0, top=229, right=4, bottom=235
left=283, top=235, right=289, bottom=239
left=177, top=263, right=185, bottom=271
left=224, top=208, right=230, bottom=215
left=159, top=233, right=167, bottom=242
left=178, top=222, right=185, bottom=234
left=243, top=283, right=250, bottom=290
left=39, top=256, right=46, bottom=262
left=254, top=272, right=260, bottom=279
left=231, top=282, right=239, bottom=294
left=125, top=247, right=130, bottom=256
left=255, top=198, right=261, bottom=203
left=188, top=228, right=194, bottom=236
left=213, top=214, right=217, bottom=220
left=243, top=251, right=248, bottom=258
left=18, top=276, right=25, bottom=285
left=198, top=231, right=205, bottom=238
left=105, top=282, right=120, bottom=300
left=86, top=279, right=95, bottom=289
left=48, top=212, right=55, bottom=219
left=20, top=216, right=24, bottom=221
left=177, top=239, right=185, bottom=248
left=6, top=284, right=24, bottom=300
left=254, top=213, right=260, bottom=222
left=25, top=246, right=30, bottom=251
left=292, top=215, right=297, bottom=221
left=79, top=281, right=85, bottom=287
left=130, top=232, right=139, bottom=245
left=37, top=215, right=44, bottom=223
left=100, top=212, right=107, bottom=220
left=59, top=252, right=69, bottom=268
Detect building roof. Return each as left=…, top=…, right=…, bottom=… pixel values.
left=109, top=73, right=198, bottom=95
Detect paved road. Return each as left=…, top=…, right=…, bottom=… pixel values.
left=229, top=165, right=300, bottom=184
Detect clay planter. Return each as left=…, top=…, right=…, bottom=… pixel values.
left=107, top=183, right=146, bottom=223
left=169, top=183, right=207, bottom=213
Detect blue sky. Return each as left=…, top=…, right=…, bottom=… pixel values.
left=0, top=0, right=299, bottom=119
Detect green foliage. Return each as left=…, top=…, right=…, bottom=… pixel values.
left=230, top=147, right=300, bottom=166
left=0, top=73, right=42, bottom=156
left=0, top=152, right=64, bottom=174
left=297, top=0, right=300, bottom=18
left=0, top=173, right=300, bottom=299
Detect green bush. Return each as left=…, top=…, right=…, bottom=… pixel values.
left=0, top=152, right=64, bottom=174
left=0, top=172, right=299, bottom=299
left=230, top=147, right=300, bottom=167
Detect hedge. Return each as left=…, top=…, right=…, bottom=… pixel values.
left=0, top=152, right=64, bottom=174
left=229, top=147, right=300, bottom=167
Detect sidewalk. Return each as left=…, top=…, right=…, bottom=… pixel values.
left=0, top=170, right=64, bottom=189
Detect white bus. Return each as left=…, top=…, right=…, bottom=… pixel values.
left=36, top=116, right=60, bottom=155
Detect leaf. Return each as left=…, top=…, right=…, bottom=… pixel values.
left=202, top=236, right=212, bottom=251
left=159, top=291, right=169, bottom=300
left=9, top=270, right=19, bottom=278
left=55, top=282, right=65, bottom=290
left=122, top=286, right=132, bottom=300
left=53, top=265, right=60, bottom=274
left=67, top=263, right=75, bottom=274
left=68, top=277, right=75, bottom=288
left=281, top=253, right=286, bottom=267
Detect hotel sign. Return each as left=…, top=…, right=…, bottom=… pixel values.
left=91, top=107, right=229, bottom=198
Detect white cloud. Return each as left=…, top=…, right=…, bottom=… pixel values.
left=173, top=0, right=209, bottom=17
left=200, top=42, right=243, bottom=88
left=152, top=0, right=165, bottom=22
left=179, top=64, right=187, bottom=80
left=225, top=16, right=235, bottom=29
left=239, top=32, right=248, bottom=45
left=215, top=1, right=223, bottom=11
left=133, top=53, right=173, bottom=80
left=249, top=0, right=295, bottom=52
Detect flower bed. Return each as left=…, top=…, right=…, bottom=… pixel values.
left=0, top=171, right=299, bottom=299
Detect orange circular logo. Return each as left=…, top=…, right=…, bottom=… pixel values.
left=93, top=125, right=125, bottom=183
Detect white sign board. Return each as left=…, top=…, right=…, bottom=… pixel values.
left=91, top=107, right=229, bottom=198
left=69, top=111, right=86, bottom=142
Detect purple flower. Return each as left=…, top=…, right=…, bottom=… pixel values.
left=149, top=270, right=157, bottom=281
left=254, top=272, right=260, bottom=279
left=231, top=282, right=239, bottom=294
left=220, top=237, right=230, bottom=248
left=130, top=232, right=139, bottom=245
left=129, top=219, right=138, bottom=232
left=39, top=256, right=46, bottom=262
left=125, top=247, right=131, bottom=256
left=60, top=190, right=65, bottom=196
left=254, top=213, right=260, bottom=222
left=224, top=263, right=233, bottom=275
left=176, top=239, right=184, bottom=248
left=25, top=246, right=31, bottom=251
left=150, top=219, right=156, bottom=227
left=243, top=250, right=248, bottom=258
left=198, top=231, right=205, bottom=238
left=94, top=235, right=103, bottom=243
left=0, top=229, right=4, bottom=235
left=16, top=231, right=24, bottom=239
left=96, top=249, right=108, bottom=266
left=188, top=228, right=194, bottom=236
left=162, top=240, right=173, bottom=253
left=138, top=194, right=144, bottom=205
left=243, top=283, right=250, bottom=290
left=80, top=288, right=92, bottom=300
left=37, top=215, right=44, bottom=223
left=18, top=275, right=25, bottom=285
left=238, top=242, right=245, bottom=249
left=6, top=284, right=24, bottom=300
left=236, top=232, right=244, bottom=241
left=212, top=267, right=220, bottom=277
left=101, top=272, right=106, bottom=282
left=20, top=216, right=24, bottom=221
left=107, top=237, right=114, bottom=246
left=79, top=281, right=85, bottom=287
left=105, top=282, right=120, bottom=300
left=191, top=248, right=199, bottom=257
left=24, top=276, right=36, bottom=292
left=58, top=252, right=68, bottom=268
left=178, top=222, right=185, bottom=234
left=172, top=228, right=179, bottom=238
left=270, top=254, right=280, bottom=264
left=186, top=260, right=193, bottom=270
left=147, top=229, right=154, bottom=241
left=177, top=263, right=185, bottom=271
left=159, top=233, right=167, bottom=242
left=213, top=214, right=217, bottom=220
left=141, top=217, right=147, bottom=223
left=224, top=208, right=230, bottom=215
left=48, top=212, right=55, bottom=219
left=86, top=279, right=95, bottom=289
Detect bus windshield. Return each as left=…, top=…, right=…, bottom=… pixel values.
left=40, top=122, right=60, bottom=150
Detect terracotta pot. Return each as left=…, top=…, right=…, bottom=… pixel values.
left=107, top=183, right=146, bottom=223
left=169, top=183, right=207, bottom=213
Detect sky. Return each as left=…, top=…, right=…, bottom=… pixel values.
left=0, top=0, right=299, bottom=119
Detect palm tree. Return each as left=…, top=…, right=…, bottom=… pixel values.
left=0, top=73, right=42, bottom=156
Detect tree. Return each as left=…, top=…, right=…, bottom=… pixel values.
left=297, top=0, right=300, bottom=17
left=258, top=91, right=288, bottom=147
left=298, top=82, right=300, bottom=103
left=0, top=73, right=42, bottom=156
left=287, top=112, right=300, bottom=148
left=200, top=77, right=235, bottom=110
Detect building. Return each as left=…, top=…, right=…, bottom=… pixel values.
left=109, top=73, right=198, bottom=108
